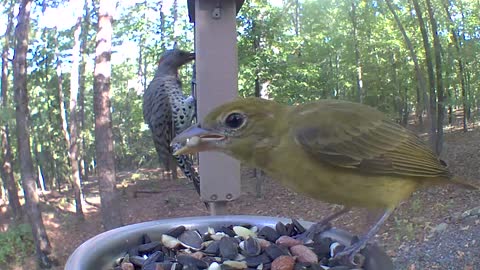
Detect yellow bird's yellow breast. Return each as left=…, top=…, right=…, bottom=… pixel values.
left=259, top=143, right=420, bottom=209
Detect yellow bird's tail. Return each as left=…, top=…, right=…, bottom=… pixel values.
left=451, top=177, right=479, bottom=190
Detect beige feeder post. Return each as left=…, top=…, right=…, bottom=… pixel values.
left=187, top=0, right=244, bottom=215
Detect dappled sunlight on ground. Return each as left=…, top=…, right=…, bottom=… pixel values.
left=42, top=214, right=60, bottom=229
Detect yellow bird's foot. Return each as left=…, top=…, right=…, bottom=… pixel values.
left=294, top=207, right=351, bottom=243
left=293, top=222, right=332, bottom=243
left=330, top=210, right=394, bottom=267
left=329, top=243, right=366, bottom=267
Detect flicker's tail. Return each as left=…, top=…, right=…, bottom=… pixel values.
left=176, top=155, right=201, bottom=195
left=172, top=143, right=201, bottom=195
left=153, top=134, right=173, bottom=169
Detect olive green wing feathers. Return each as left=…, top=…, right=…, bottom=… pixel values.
left=291, top=100, right=450, bottom=179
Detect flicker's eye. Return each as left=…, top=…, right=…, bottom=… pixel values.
left=224, top=112, right=245, bottom=129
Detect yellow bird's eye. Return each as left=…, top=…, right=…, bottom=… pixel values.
left=224, top=112, right=245, bottom=129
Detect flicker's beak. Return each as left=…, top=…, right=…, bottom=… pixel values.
left=188, top=52, right=195, bottom=61
left=171, top=124, right=225, bottom=155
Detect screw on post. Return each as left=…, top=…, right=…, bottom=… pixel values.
left=211, top=1, right=222, bottom=19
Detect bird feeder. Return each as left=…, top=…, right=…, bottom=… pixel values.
left=65, top=3, right=394, bottom=269
left=187, top=0, right=244, bottom=214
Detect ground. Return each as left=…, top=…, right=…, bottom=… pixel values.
left=2, top=128, right=480, bottom=270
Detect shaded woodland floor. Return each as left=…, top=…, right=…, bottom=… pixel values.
left=1, top=127, right=480, bottom=270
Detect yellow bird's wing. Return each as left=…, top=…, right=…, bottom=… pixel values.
left=291, top=100, right=450, bottom=179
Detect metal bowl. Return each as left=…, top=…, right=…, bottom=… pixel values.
left=65, top=215, right=394, bottom=270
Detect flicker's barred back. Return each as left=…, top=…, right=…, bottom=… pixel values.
left=142, top=49, right=200, bottom=194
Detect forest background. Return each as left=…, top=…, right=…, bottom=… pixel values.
left=0, top=0, right=479, bottom=269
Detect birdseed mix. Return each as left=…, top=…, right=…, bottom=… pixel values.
left=111, top=220, right=369, bottom=270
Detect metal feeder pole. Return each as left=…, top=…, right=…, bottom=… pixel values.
left=192, top=0, right=242, bottom=215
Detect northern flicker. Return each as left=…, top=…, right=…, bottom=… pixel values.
left=143, top=49, right=200, bottom=194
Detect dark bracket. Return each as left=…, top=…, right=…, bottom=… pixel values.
left=187, top=0, right=245, bottom=23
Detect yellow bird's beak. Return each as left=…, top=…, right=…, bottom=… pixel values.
left=171, top=124, right=225, bottom=155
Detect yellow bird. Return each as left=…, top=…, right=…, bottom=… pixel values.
left=172, top=97, right=477, bottom=264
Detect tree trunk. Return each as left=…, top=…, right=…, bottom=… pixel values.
left=412, top=0, right=437, bottom=148
left=70, top=12, right=85, bottom=219
left=13, top=0, right=52, bottom=267
left=350, top=1, right=363, bottom=103
left=79, top=0, right=90, bottom=182
left=442, top=0, right=467, bottom=132
left=335, top=53, right=340, bottom=98
left=159, top=0, right=166, bottom=51
left=426, top=0, right=444, bottom=154
left=33, top=142, right=47, bottom=192
left=465, top=70, right=471, bottom=120
left=444, top=44, right=454, bottom=126
left=37, top=166, right=46, bottom=192
left=294, top=0, right=300, bottom=37
left=53, top=28, right=71, bottom=195
left=403, top=87, right=409, bottom=126
left=448, top=104, right=453, bottom=125
left=0, top=183, right=4, bottom=202
left=143, top=50, right=148, bottom=96
left=36, top=28, right=54, bottom=191
left=458, top=2, right=471, bottom=123
left=1, top=0, right=22, bottom=219
left=138, top=38, right=144, bottom=91
left=172, top=0, right=178, bottom=46
left=385, top=0, right=426, bottom=126
left=390, top=52, right=402, bottom=124
left=0, top=124, right=21, bottom=218
left=93, top=0, right=123, bottom=230
left=137, top=0, right=147, bottom=92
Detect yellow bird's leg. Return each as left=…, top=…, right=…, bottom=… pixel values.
left=295, top=207, right=352, bottom=241
left=331, top=209, right=394, bottom=266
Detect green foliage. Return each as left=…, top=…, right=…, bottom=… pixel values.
left=0, top=224, right=35, bottom=265
left=0, top=106, right=15, bottom=125
left=1, top=0, right=480, bottom=191
left=111, top=60, right=157, bottom=168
